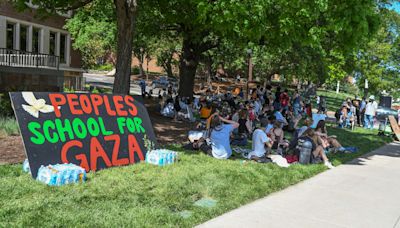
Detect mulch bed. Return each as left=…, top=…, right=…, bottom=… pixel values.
left=0, top=136, right=25, bottom=165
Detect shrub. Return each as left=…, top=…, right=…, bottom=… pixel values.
left=0, top=117, right=19, bottom=137
left=131, top=66, right=140, bottom=75
left=91, top=63, right=114, bottom=72
left=0, top=93, right=14, bottom=117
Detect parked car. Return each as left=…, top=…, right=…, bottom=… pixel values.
left=152, top=76, right=178, bottom=89
left=152, top=76, right=169, bottom=89
left=376, top=106, right=399, bottom=121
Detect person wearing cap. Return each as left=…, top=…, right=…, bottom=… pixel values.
left=364, top=95, right=378, bottom=129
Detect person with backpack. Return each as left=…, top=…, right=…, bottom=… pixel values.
left=297, top=128, right=335, bottom=169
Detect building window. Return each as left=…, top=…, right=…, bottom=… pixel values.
left=60, top=34, right=67, bottom=64
left=20, top=25, right=28, bottom=52
left=32, top=27, right=41, bottom=53
left=49, top=31, right=56, bottom=55
left=6, top=23, right=15, bottom=49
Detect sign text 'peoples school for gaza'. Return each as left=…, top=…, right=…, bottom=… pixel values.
left=27, top=94, right=147, bottom=171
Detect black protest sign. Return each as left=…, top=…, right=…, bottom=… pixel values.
left=10, top=92, right=157, bottom=178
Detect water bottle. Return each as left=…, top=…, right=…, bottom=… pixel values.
left=23, top=159, right=30, bottom=173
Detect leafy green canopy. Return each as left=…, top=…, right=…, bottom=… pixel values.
left=355, top=8, right=400, bottom=97
left=65, top=0, right=116, bottom=68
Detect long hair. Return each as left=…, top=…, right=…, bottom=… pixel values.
left=315, top=120, right=326, bottom=133
left=210, top=115, right=222, bottom=131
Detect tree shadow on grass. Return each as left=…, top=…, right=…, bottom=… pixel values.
left=344, top=141, right=400, bottom=166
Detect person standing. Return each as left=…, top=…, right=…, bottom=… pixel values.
left=139, top=79, right=146, bottom=97
left=279, top=89, right=290, bottom=114
left=292, top=90, right=302, bottom=117
left=364, top=95, right=378, bottom=129
left=273, top=87, right=282, bottom=110
left=352, top=96, right=361, bottom=126
left=360, top=97, right=367, bottom=127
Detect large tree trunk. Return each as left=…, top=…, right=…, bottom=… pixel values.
left=112, top=0, right=137, bottom=94
left=178, top=38, right=200, bottom=98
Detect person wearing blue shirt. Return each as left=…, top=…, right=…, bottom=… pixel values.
left=274, top=109, right=288, bottom=126
left=209, top=113, right=239, bottom=159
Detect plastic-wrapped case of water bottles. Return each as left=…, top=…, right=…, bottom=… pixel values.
left=23, top=159, right=30, bottom=173
left=36, top=163, right=87, bottom=186
left=145, top=149, right=178, bottom=166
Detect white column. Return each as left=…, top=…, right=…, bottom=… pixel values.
left=55, top=32, right=60, bottom=56
left=27, top=25, right=33, bottom=52
left=15, top=23, right=20, bottom=50
left=0, top=16, right=6, bottom=48
left=41, top=27, right=49, bottom=54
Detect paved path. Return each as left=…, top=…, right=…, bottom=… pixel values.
left=198, top=142, right=400, bottom=228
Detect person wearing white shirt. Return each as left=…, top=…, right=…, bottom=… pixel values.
left=248, top=118, right=272, bottom=159
left=364, top=95, right=378, bottom=129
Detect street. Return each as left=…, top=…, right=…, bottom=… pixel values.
left=84, top=73, right=142, bottom=95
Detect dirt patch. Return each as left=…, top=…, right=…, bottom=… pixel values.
left=144, top=98, right=195, bottom=145
left=0, top=136, right=26, bottom=165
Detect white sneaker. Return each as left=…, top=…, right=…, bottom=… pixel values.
left=324, top=161, right=335, bottom=169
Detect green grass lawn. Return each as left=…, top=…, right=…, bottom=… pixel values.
left=0, top=126, right=392, bottom=227
left=317, top=89, right=355, bottom=112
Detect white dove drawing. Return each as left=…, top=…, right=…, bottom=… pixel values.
left=21, top=92, right=55, bottom=118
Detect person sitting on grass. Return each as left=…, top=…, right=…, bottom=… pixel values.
left=231, top=109, right=252, bottom=146
left=274, top=108, right=288, bottom=126
left=209, top=113, right=239, bottom=159
left=299, top=128, right=335, bottom=169
left=199, top=101, right=213, bottom=120
left=338, top=102, right=349, bottom=128
left=314, top=120, right=356, bottom=153
left=265, top=115, right=276, bottom=135
left=269, top=121, right=289, bottom=154
left=247, top=118, right=272, bottom=160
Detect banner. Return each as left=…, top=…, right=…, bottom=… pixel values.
left=10, top=92, right=157, bottom=178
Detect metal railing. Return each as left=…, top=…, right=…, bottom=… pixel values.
left=0, top=48, right=59, bottom=70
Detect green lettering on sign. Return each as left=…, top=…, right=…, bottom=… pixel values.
left=28, top=122, right=45, bottom=145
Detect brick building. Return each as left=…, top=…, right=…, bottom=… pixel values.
left=0, top=1, right=83, bottom=92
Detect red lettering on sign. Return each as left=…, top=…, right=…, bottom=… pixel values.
left=90, top=94, right=103, bottom=115
left=124, top=96, right=138, bottom=116
left=105, top=134, right=129, bottom=166
left=79, top=95, right=93, bottom=114
left=90, top=137, right=112, bottom=171
left=113, top=96, right=128, bottom=116
left=103, top=95, right=116, bottom=116
left=128, top=134, right=144, bottom=163
left=61, top=140, right=89, bottom=171
left=67, top=94, right=83, bottom=115
left=49, top=94, right=66, bottom=117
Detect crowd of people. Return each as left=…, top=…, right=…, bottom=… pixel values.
left=334, top=95, right=378, bottom=130
left=155, top=84, right=363, bottom=169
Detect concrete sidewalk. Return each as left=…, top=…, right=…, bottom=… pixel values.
left=198, top=142, right=400, bottom=228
